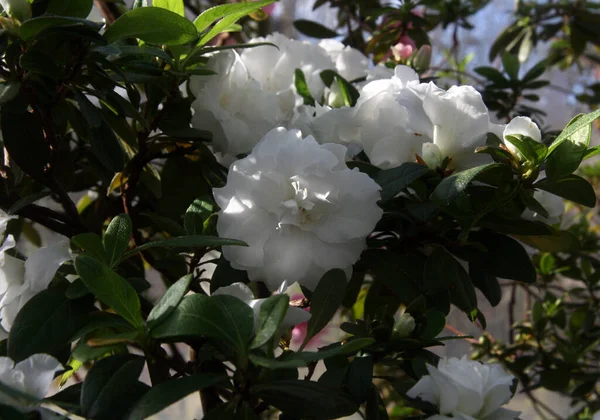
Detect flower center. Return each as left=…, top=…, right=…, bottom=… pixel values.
left=278, top=179, right=327, bottom=227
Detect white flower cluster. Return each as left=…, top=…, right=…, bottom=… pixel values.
left=201, top=37, right=566, bottom=291
left=190, top=33, right=390, bottom=157
left=407, top=356, right=520, bottom=420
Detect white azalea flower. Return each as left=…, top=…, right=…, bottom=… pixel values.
left=213, top=128, right=383, bottom=291
left=190, top=50, right=284, bottom=156
left=0, top=353, right=62, bottom=403
left=407, top=356, right=520, bottom=420
left=498, top=116, right=542, bottom=160
left=422, top=85, right=492, bottom=170
left=593, top=410, right=600, bottom=420
left=242, top=33, right=335, bottom=107
left=213, top=282, right=310, bottom=331
left=0, top=237, right=71, bottom=330
left=0, top=209, right=15, bottom=238
left=392, top=312, right=415, bottom=339
left=522, top=190, right=564, bottom=225
left=318, top=39, right=369, bottom=82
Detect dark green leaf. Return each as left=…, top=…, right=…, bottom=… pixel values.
left=147, top=274, right=192, bottom=329
left=151, top=294, right=254, bottom=361
left=294, top=69, right=315, bottom=107
left=535, top=175, right=596, bottom=207
left=81, top=355, right=148, bottom=420
left=504, top=134, right=547, bottom=164
left=419, top=310, right=446, bottom=340
left=0, top=82, right=21, bottom=105
left=251, top=294, right=289, bottom=349
left=103, top=213, right=132, bottom=266
left=19, top=16, right=102, bottom=41
left=347, top=354, right=372, bottom=404
left=502, top=53, right=520, bottom=79
left=474, top=67, right=507, bottom=84
left=74, top=255, right=144, bottom=328
left=366, top=385, right=388, bottom=420
left=127, top=374, right=227, bottom=420
left=45, top=0, right=93, bottom=18
left=71, top=233, right=109, bottom=264
left=210, top=257, right=248, bottom=294
left=293, top=19, right=339, bottom=38
left=119, top=235, right=247, bottom=263
left=469, top=266, right=501, bottom=307
left=104, top=7, right=198, bottom=45
left=7, top=190, right=51, bottom=215
left=89, top=119, right=125, bottom=173
left=374, top=162, right=430, bottom=202
left=301, top=269, right=347, bottom=350
left=515, top=230, right=580, bottom=252
left=8, top=284, right=90, bottom=362
left=252, top=380, right=358, bottom=419
left=431, top=163, right=504, bottom=207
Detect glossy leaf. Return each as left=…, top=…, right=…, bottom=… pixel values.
left=294, top=19, right=339, bottom=38
left=103, top=213, right=132, bottom=266
left=147, top=274, right=192, bottom=329
left=250, top=294, right=289, bottom=349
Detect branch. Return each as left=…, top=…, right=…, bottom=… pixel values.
left=93, top=0, right=121, bottom=25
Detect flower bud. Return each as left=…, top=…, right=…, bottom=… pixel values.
left=0, top=0, right=31, bottom=22
left=393, top=313, right=415, bottom=338
left=421, top=142, right=443, bottom=169
left=412, top=45, right=432, bottom=74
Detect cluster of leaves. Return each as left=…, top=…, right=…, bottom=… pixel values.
left=471, top=170, right=600, bottom=420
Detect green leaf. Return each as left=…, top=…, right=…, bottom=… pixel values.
left=546, top=114, right=591, bottom=179
left=319, top=70, right=360, bottom=107
left=374, top=162, right=430, bottom=202
left=45, top=0, right=93, bottom=18
left=504, top=134, right=547, bottom=164
left=428, top=248, right=477, bottom=318
left=151, top=294, right=254, bottom=361
left=7, top=190, right=51, bottom=215
left=8, top=284, right=91, bottom=362
left=196, top=0, right=276, bottom=46
left=366, top=385, right=388, bottom=420
left=419, top=310, right=446, bottom=340
left=119, top=235, right=247, bottom=263
left=75, top=255, right=144, bottom=328
left=71, top=233, right=109, bottom=264
left=89, top=119, right=125, bottom=173
left=431, top=163, right=504, bottom=207
left=469, top=267, right=501, bottom=307
left=474, top=66, right=508, bottom=84
left=210, top=257, right=248, bottom=294
left=548, top=109, right=600, bottom=155
left=294, top=69, right=316, bottom=107
left=347, top=354, right=373, bottom=404
left=293, top=19, right=339, bottom=38
left=300, top=269, right=347, bottom=350
left=502, top=52, right=520, bottom=80
left=104, top=7, right=198, bottom=45
left=19, top=16, right=102, bottom=41
left=252, top=380, right=358, bottom=419
left=514, top=230, right=580, bottom=253
left=251, top=338, right=374, bottom=369
left=152, top=0, right=184, bottom=16
left=147, top=274, right=192, bottom=329
left=127, top=374, right=227, bottom=420
left=184, top=198, right=214, bottom=235
left=583, top=145, right=600, bottom=161
left=81, top=355, right=149, bottom=420
left=535, top=175, right=596, bottom=207
left=251, top=294, right=289, bottom=349
left=0, top=82, right=21, bottom=105
left=103, top=213, right=132, bottom=266
left=469, top=231, right=536, bottom=283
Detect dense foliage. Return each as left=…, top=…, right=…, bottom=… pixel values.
left=0, top=0, right=598, bottom=419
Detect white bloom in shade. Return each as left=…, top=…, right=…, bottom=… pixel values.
left=393, top=312, right=415, bottom=338
left=213, top=282, right=310, bottom=331
left=214, top=128, right=383, bottom=291
left=318, top=39, right=369, bottom=82
left=499, top=116, right=542, bottom=160
left=0, top=209, right=15, bottom=238
left=0, top=354, right=62, bottom=402
left=242, top=33, right=335, bottom=107
left=0, top=237, right=71, bottom=330
left=522, top=190, right=564, bottom=225
left=190, top=51, right=284, bottom=156
left=407, top=356, right=520, bottom=420
left=593, top=410, right=600, bottom=420
left=422, top=85, right=491, bottom=170
left=422, top=143, right=444, bottom=169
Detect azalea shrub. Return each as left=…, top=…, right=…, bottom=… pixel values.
left=0, top=0, right=599, bottom=419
